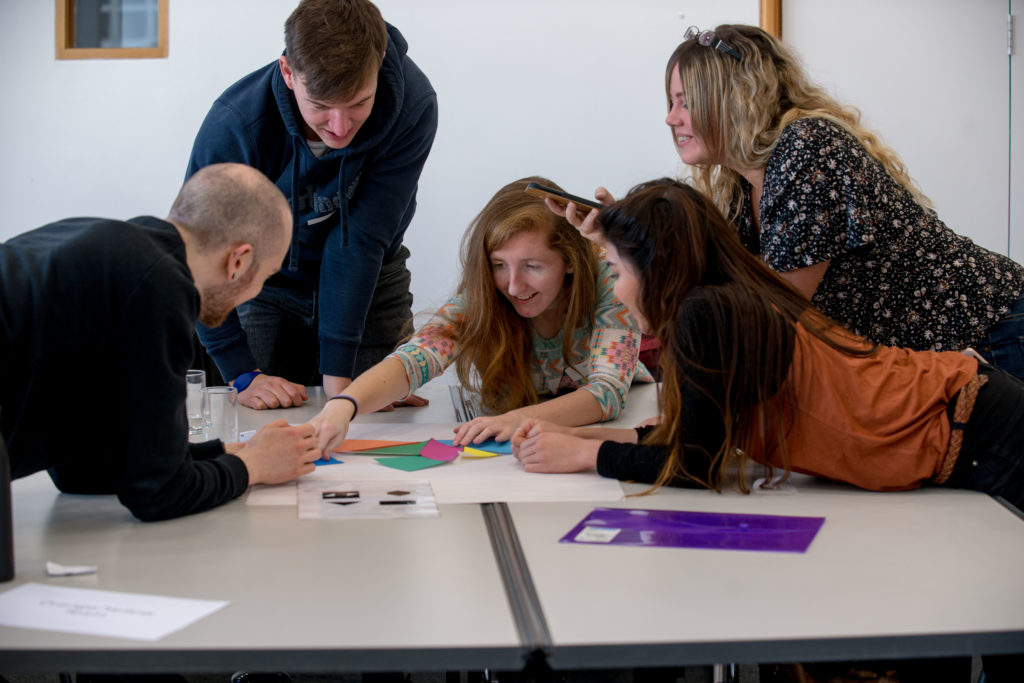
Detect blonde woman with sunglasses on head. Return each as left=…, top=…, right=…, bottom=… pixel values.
left=554, top=24, right=1024, bottom=385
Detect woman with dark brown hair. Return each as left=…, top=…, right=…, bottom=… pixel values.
left=514, top=179, right=1024, bottom=515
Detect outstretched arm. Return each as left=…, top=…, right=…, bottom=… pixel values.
left=307, top=357, right=413, bottom=456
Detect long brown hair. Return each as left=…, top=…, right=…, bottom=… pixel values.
left=598, top=179, right=872, bottom=491
left=666, top=24, right=932, bottom=224
left=449, top=177, right=599, bottom=414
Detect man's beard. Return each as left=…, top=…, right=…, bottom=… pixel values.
left=198, top=267, right=258, bottom=327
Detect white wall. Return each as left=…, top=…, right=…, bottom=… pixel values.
left=784, top=0, right=1013, bottom=259
left=0, top=0, right=755, bottom=313
left=2, top=1, right=1017, bottom=316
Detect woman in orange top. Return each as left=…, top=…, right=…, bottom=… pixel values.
left=513, top=179, right=1024, bottom=512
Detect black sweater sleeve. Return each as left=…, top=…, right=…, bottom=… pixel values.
left=47, top=225, right=250, bottom=521
left=109, top=256, right=251, bottom=521
left=595, top=427, right=719, bottom=489
left=594, top=293, right=728, bottom=489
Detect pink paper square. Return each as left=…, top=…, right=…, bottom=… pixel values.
left=420, top=438, right=460, bottom=462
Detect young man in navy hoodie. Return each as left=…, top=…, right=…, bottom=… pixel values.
left=187, top=0, right=438, bottom=411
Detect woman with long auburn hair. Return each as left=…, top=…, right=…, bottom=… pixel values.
left=552, top=24, right=1024, bottom=383
left=514, top=179, right=1024, bottom=512
left=310, top=176, right=650, bottom=453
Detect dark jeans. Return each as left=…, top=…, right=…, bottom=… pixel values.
left=944, top=363, right=1024, bottom=512
left=978, top=290, right=1024, bottom=382
left=236, top=246, right=414, bottom=384
left=942, top=363, right=1024, bottom=682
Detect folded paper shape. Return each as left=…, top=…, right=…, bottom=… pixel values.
left=460, top=446, right=500, bottom=458
left=335, top=439, right=421, bottom=453
left=375, top=456, right=447, bottom=472
left=438, top=438, right=512, bottom=454
left=420, top=439, right=460, bottom=462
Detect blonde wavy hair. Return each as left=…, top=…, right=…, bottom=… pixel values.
left=667, top=24, right=932, bottom=223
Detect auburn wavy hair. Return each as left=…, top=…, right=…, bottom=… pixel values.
left=666, top=24, right=932, bottom=225
left=446, top=177, right=599, bottom=414
left=598, top=179, right=873, bottom=492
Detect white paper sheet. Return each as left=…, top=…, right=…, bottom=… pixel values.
left=0, top=583, right=228, bottom=641
left=246, top=423, right=625, bottom=506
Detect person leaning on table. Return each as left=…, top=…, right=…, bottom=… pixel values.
left=309, top=176, right=651, bottom=455
left=0, top=163, right=320, bottom=522
left=516, top=179, right=1024, bottom=683
left=554, top=24, right=1024, bottom=383
left=187, top=0, right=438, bottom=411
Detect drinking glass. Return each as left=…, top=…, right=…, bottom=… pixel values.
left=186, top=369, right=206, bottom=437
left=202, top=386, right=239, bottom=443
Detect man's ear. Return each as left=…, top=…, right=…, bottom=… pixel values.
left=279, top=55, right=296, bottom=90
left=225, top=243, right=255, bottom=282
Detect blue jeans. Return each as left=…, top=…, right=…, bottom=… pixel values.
left=236, top=246, right=413, bottom=384
left=977, top=290, right=1024, bottom=382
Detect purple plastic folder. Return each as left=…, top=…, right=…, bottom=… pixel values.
left=560, top=507, right=825, bottom=553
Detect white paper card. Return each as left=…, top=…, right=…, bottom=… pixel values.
left=298, top=479, right=439, bottom=519
left=0, top=583, right=228, bottom=641
left=574, top=526, right=621, bottom=543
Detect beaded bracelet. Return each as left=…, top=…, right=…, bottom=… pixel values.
left=328, top=394, right=359, bottom=417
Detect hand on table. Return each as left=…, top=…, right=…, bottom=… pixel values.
left=375, top=392, right=430, bottom=412
left=451, top=413, right=525, bottom=446
left=235, top=419, right=319, bottom=484
left=308, top=397, right=357, bottom=459
left=511, top=418, right=599, bottom=474
left=543, top=186, right=614, bottom=244
left=238, top=373, right=307, bottom=410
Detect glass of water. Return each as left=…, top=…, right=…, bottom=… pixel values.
left=202, top=386, right=239, bottom=443
left=186, top=369, right=206, bottom=437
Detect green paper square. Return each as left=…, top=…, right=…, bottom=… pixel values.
left=375, top=455, right=447, bottom=472
left=360, top=441, right=429, bottom=455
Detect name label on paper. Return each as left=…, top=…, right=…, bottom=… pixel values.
left=0, top=582, right=228, bottom=641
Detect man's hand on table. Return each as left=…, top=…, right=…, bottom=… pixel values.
left=238, top=373, right=307, bottom=409
left=233, top=419, right=319, bottom=484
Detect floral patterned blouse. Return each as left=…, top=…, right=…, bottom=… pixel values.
left=389, top=260, right=652, bottom=420
left=734, top=117, right=1024, bottom=351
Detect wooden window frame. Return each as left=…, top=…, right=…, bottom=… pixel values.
left=760, top=0, right=782, bottom=37
left=56, top=0, right=168, bottom=60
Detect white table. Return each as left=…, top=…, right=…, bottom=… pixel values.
left=0, top=379, right=531, bottom=673
left=6, top=377, right=1022, bottom=675
left=509, top=479, right=1024, bottom=668
left=0, top=380, right=657, bottom=674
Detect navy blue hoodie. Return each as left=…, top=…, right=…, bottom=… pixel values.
left=187, top=24, right=438, bottom=380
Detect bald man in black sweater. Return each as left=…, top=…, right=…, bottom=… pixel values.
left=1, top=164, right=320, bottom=521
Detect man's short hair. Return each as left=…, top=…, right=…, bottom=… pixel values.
left=284, top=0, right=387, bottom=102
left=169, top=164, right=291, bottom=264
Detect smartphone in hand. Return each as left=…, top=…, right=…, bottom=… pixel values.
left=524, top=182, right=602, bottom=212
